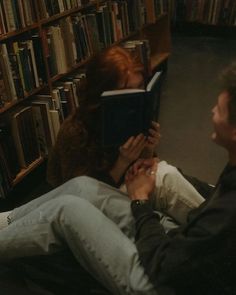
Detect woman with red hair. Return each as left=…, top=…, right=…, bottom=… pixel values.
left=47, top=46, right=160, bottom=188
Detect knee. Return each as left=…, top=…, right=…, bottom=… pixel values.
left=67, top=175, right=99, bottom=191
left=157, top=161, right=180, bottom=186
left=55, top=195, right=92, bottom=225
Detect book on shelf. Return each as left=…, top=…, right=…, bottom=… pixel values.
left=31, top=33, right=47, bottom=84
left=0, top=43, right=17, bottom=101
left=122, top=39, right=151, bottom=84
left=59, top=17, right=77, bottom=68
left=26, top=39, right=40, bottom=88
left=54, top=74, right=85, bottom=117
left=0, top=155, right=12, bottom=198
left=71, top=14, right=91, bottom=62
left=31, top=104, right=50, bottom=156
left=52, top=88, right=65, bottom=121
left=43, top=28, right=58, bottom=77
left=49, top=109, right=61, bottom=141
left=144, top=0, right=156, bottom=24
left=0, top=62, right=10, bottom=105
left=7, top=51, right=24, bottom=99
left=11, top=0, right=21, bottom=30
left=2, top=0, right=16, bottom=32
left=32, top=95, right=60, bottom=154
left=95, top=8, right=107, bottom=49
left=48, top=25, right=68, bottom=75
left=22, top=0, right=37, bottom=26
left=10, top=106, right=41, bottom=168
left=17, top=42, right=35, bottom=92
left=0, top=3, right=7, bottom=34
left=86, top=13, right=101, bottom=53
left=0, top=120, right=20, bottom=179
left=33, top=94, right=61, bottom=145
left=100, top=70, right=162, bottom=147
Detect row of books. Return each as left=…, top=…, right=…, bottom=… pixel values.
left=0, top=0, right=37, bottom=35
left=37, top=0, right=91, bottom=19
left=175, top=0, right=236, bottom=26
left=0, top=68, right=88, bottom=197
left=0, top=95, right=62, bottom=198
left=44, top=13, right=96, bottom=76
left=0, top=0, right=93, bottom=35
left=44, top=0, right=170, bottom=77
left=143, top=0, right=176, bottom=24
left=42, top=2, right=133, bottom=77
left=0, top=34, right=46, bottom=107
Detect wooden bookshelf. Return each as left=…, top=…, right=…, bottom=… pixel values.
left=0, top=0, right=172, bottom=198
left=173, top=0, right=236, bottom=35
left=12, top=157, right=44, bottom=186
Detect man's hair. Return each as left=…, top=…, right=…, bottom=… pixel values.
left=220, top=63, right=236, bottom=125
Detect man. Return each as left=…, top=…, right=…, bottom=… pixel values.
left=125, top=63, right=236, bottom=294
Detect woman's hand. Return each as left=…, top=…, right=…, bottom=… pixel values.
left=125, top=158, right=158, bottom=200
left=141, top=121, right=161, bottom=158
left=146, top=121, right=161, bottom=149
left=109, top=134, right=146, bottom=184
left=119, top=134, right=146, bottom=166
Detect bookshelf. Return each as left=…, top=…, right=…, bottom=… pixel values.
left=0, top=0, right=172, bottom=199
left=173, top=0, right=236, bottom=38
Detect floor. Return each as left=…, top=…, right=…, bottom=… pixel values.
left=158, top=31, right=236, bottom=184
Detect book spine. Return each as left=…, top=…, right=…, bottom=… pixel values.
left=26, top=40, right=40, bottom=88
left=31, top=34, right=47, bottom=84
left=0, top=43, right=17, bottom=101
left=0, top=3, right=7, bottom=34
left=2, top=0, right=16, bottom=32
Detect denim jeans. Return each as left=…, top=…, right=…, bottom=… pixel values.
left=0, top=161, right=204, bottom=294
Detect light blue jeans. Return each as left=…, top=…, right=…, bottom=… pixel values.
left=0, top=161, right=204, bottom=294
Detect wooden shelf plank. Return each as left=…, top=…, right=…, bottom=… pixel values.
left=13, top=157, right=44, bottom=186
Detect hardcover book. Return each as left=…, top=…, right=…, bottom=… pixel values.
left=100, top=70, right=162, bottom=147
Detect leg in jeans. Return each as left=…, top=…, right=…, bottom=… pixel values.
left=119, top=160, right=205, bottom=224
left=0, top=195, right=157, bottom=295
left=2, top=162, right=204, bottom=293
left=11, top=161, right=204, bottom=231
left=10, top=176, right=136, bottom=239
left=152, top=161, right=205, bottom=224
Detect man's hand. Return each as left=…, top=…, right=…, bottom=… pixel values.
left=125, top=158, right=158, bottom=200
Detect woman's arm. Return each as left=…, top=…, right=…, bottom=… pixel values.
left=141, top=121, right=161, bottom=158
left=109, top=134, right=146, bottom=184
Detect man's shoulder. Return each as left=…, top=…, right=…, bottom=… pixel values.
left=221, top=165, right=236, bottom=192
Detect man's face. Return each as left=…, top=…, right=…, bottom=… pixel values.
left=211, top=91, right=236, bottom=149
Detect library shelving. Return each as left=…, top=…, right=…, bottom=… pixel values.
left=173, top=0, right=236, bottom=38
left=0, top=0, right=172, bottom=199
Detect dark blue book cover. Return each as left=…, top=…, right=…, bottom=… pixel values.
left=100, top=71, right=162, bottom=147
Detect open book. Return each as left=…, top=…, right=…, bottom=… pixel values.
left=100, top=71, right=162, bottom=147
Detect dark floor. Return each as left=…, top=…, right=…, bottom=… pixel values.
left=158, top=32, right=236, bottom=185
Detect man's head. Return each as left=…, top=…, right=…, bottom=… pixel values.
left=212, top=64, right=236, bottom=156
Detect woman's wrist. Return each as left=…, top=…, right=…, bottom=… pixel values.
left=109, top=157, right=129, bottom=183
left=129, top=193, right=149, bottom=201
